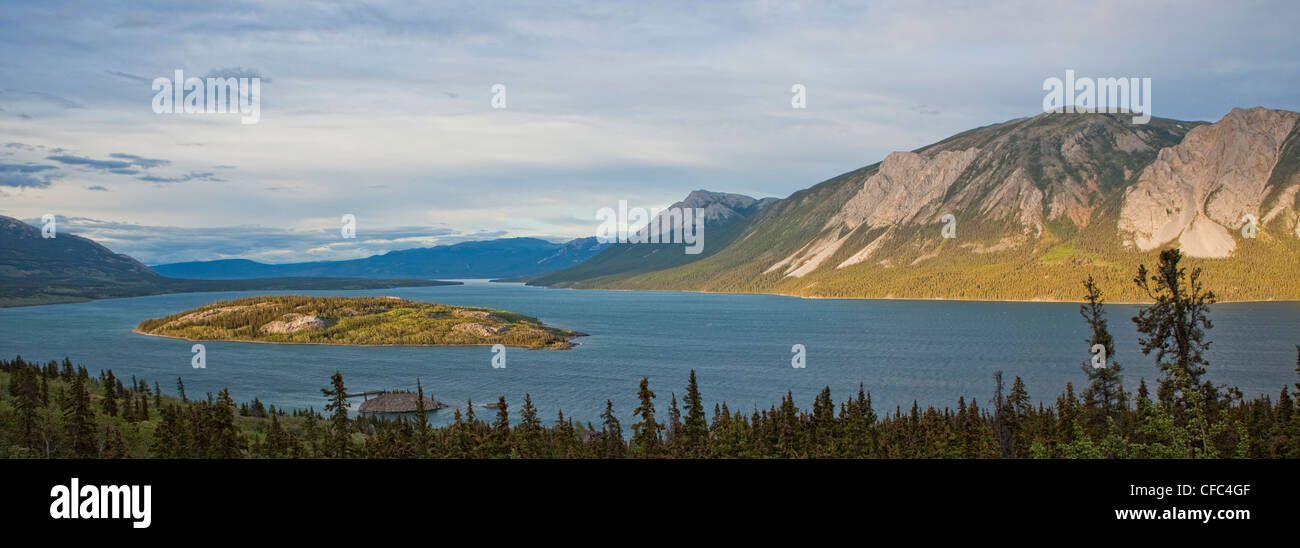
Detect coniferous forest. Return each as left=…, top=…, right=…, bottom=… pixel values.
left=3, top=249, right=1299, bottom=459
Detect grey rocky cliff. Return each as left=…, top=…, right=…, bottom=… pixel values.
left=1119, top=107, right=1300, bottom=257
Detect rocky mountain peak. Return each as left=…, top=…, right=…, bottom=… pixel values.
left=1118, top=107, right=1300, bottom=257
left=663, top=189, right=775, bottom=224
left=765, top=112, right=1199, bottom=278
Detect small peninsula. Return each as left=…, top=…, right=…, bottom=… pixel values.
left=135, top=295, right=583, bottom=349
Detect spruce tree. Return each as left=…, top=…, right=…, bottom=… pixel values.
left=681, top=370, right=708, bottom=457
left=265, top=413, right=288, bottom=458
left=666, top=393, right=682, bottom=451
left=321, top=371, right=351, bottom=458
left=1080, top=276, right=1123, bottom=423
left=1009, top=377, right=1031, bottom=417
left=517, top=394, right=542, bottom=457
left=553, top=409, right=575, bottom=458
left=631, top=377, right=663, bottom=457
left=1007, top=376, right=1031, bottom=455
left=490, top=396, right=511, bottom=457
left=414, top=379, right=430, bottom=457
left=152, top=404, right=190, bottom=458
left=101, top=424, right=128, bottom=459
left=1132, top=249, right=1216, bottom=407
left=12, top=366, right=41, bottom=450
left=210, top=388, right=243, bottom=458
left=38, top=373, right=48, bottom=407
left=459, top=399, right=480, bottom=458
left=63, top=367, right=97, bottom=457
left=302, top=411, right=322, bottom=458
left=600, top=399, right=624, bottom=458
left=811, top=387, right=835, bottom=456
left=102, top=369, right=119, bottom=417
left=991, top=372, right=1014, bottom=458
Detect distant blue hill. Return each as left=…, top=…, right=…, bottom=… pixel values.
left=0, top=215, right=452, bottom=307
left=152, top=237, right=609, bottom=280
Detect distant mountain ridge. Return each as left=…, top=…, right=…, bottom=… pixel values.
left=153, top=236, right=609, bottom=280
left=526, top=190, right=776, bottom=287
left=0, top=216, right=453, bottom=307
left=531, top=108, right=1300, bottom=302
left=0, top=214, right=161, bottom=286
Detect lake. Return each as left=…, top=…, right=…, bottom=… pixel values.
left=1, top=280, right=1296, bottom=427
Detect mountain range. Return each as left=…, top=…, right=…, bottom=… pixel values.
left=530, top=107, right=1300, bottom=302
left=152, top=237, right=608, bottom=280
left=526, top=191, right=776, bottom=286
left=0, top=216, right=454, bottom=307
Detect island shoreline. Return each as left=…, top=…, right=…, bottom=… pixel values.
left=129, top=327, right=587, bottom=348
left=130, top=328, right=585, bottom=350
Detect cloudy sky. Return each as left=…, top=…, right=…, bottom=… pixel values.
left=2, top=0, right=1298, bottom=264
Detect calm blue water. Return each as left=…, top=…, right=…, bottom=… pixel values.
left=1, top=280, right=1297, bottom=427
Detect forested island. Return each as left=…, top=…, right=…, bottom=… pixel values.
left=2, top=250, right=1298, bottom=459
left=135, top=295, right=583, bottom=349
